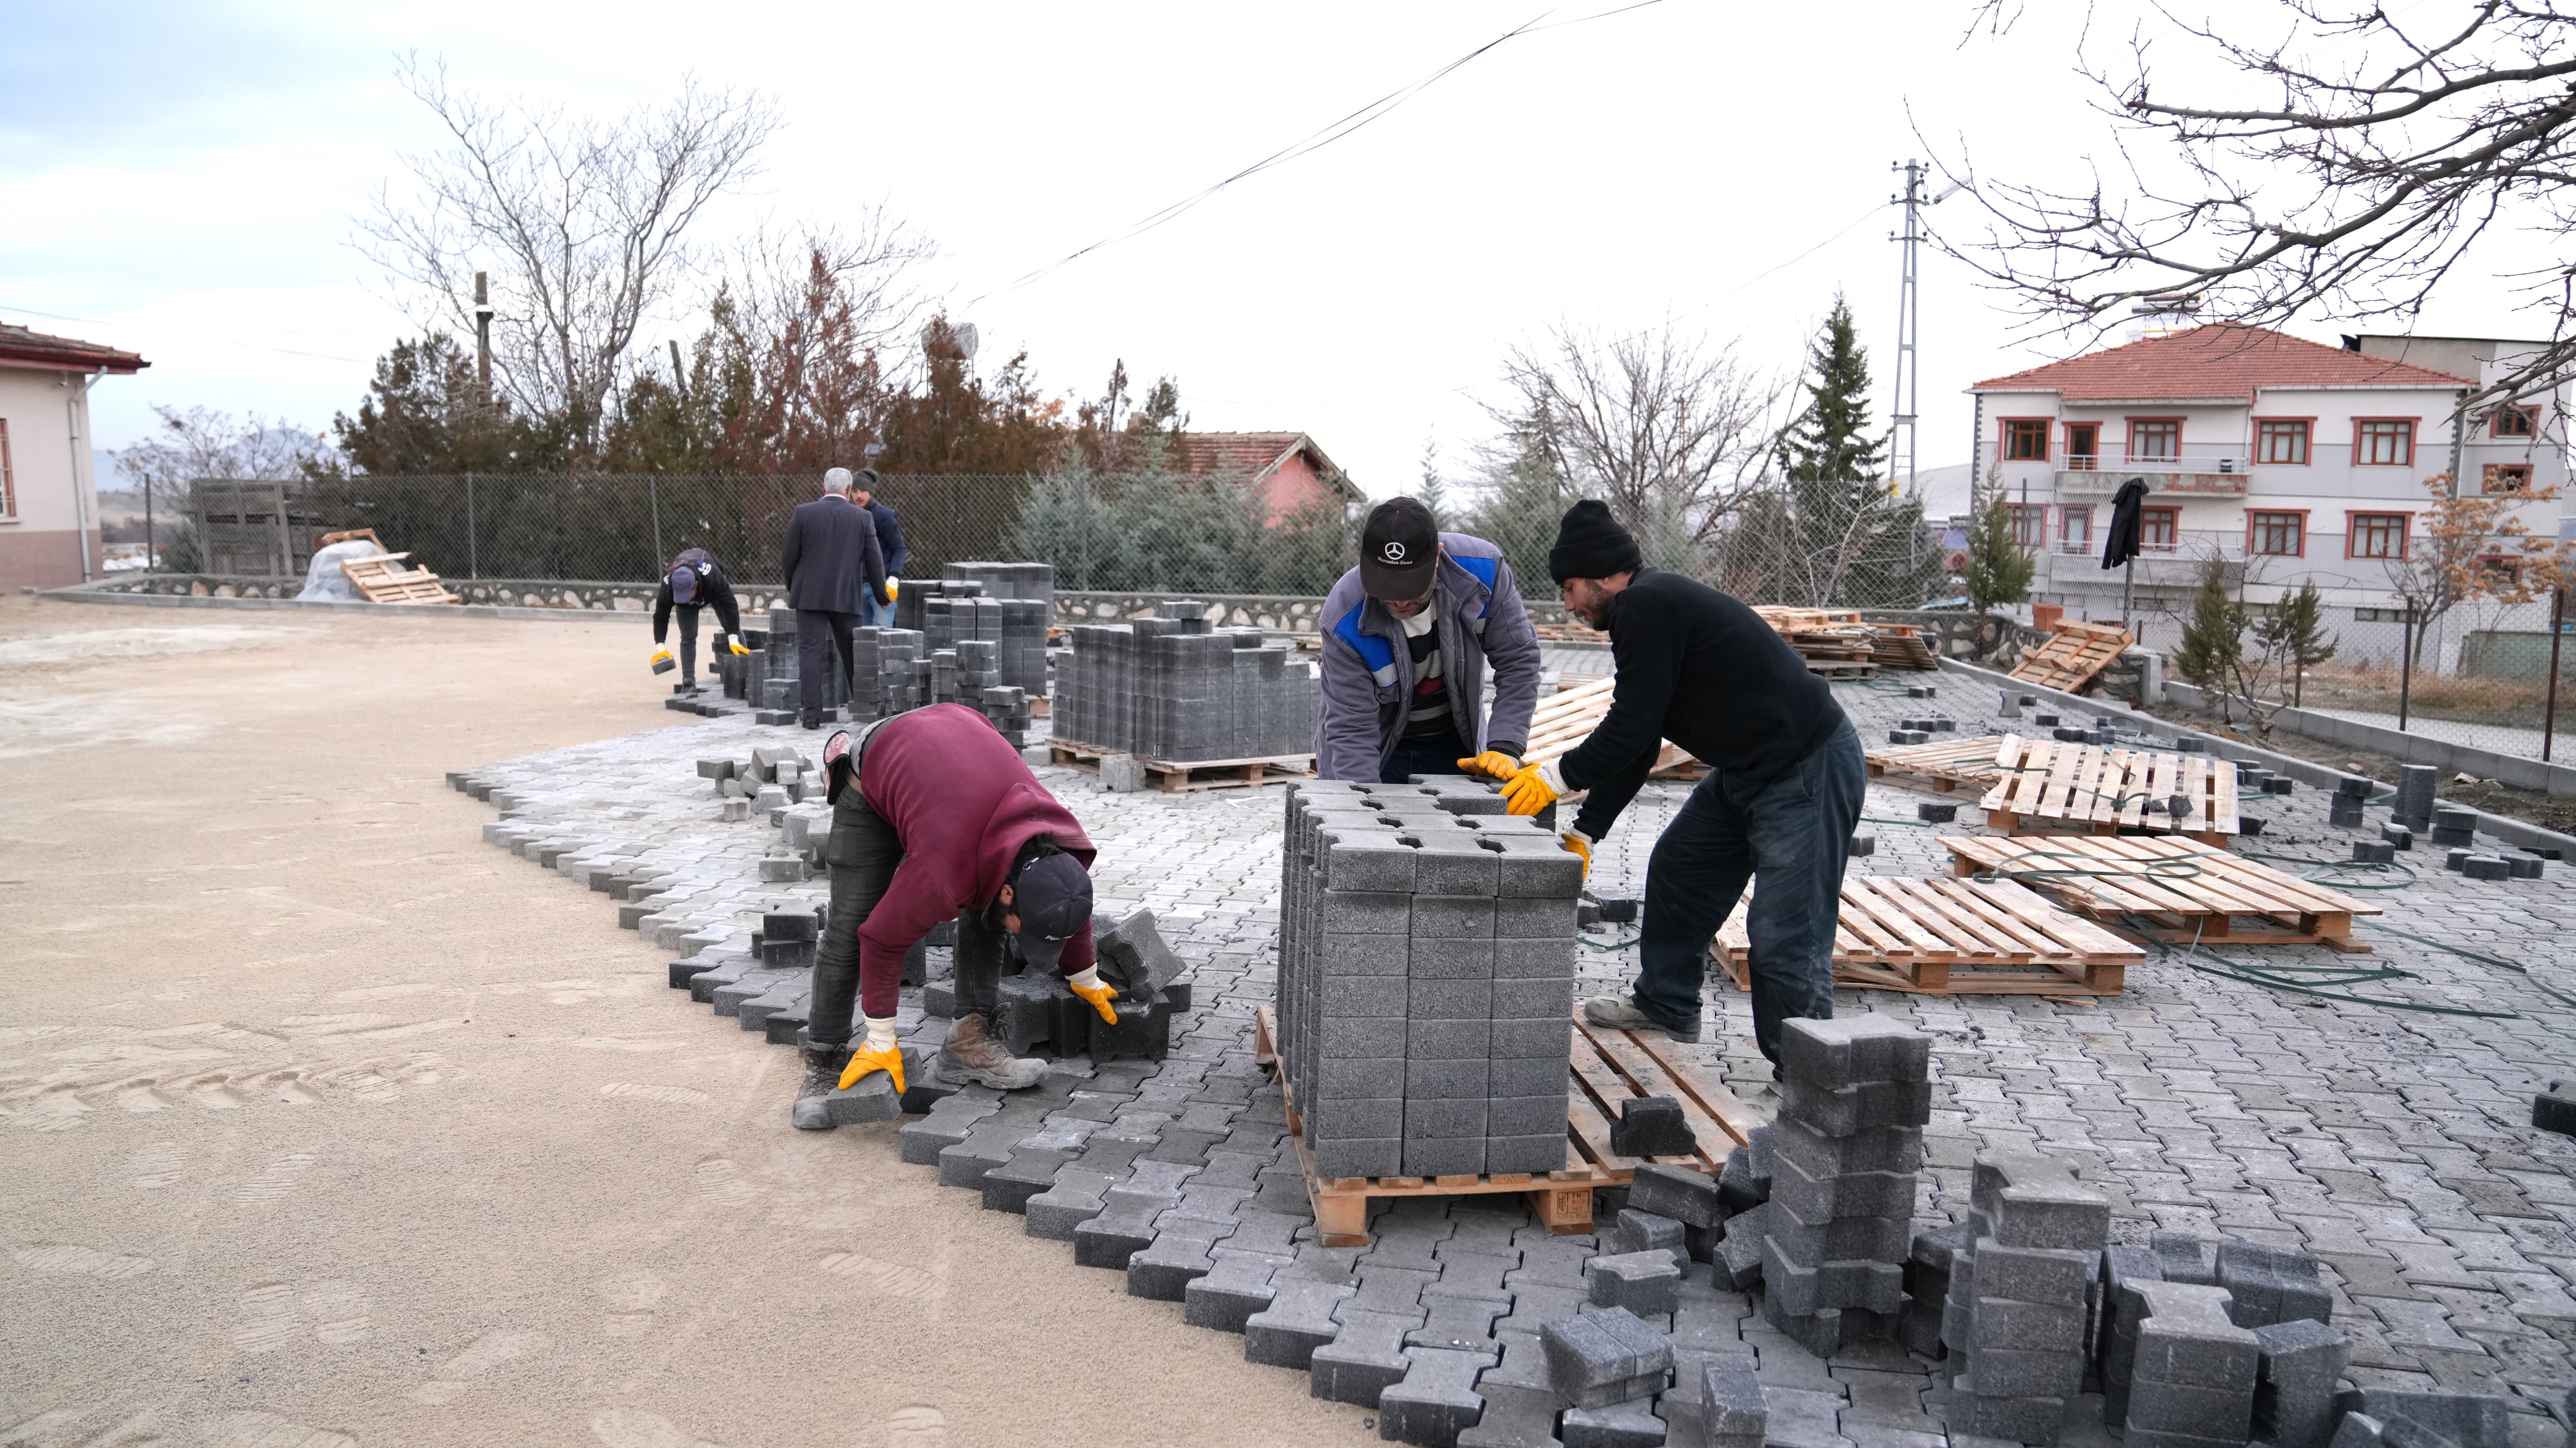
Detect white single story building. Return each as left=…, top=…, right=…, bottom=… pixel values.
left=0, top=322, right=150, bottom=591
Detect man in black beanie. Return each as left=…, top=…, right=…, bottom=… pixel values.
left=1497, top=499, right=1864, bottom=1064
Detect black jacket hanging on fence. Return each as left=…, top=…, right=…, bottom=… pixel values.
left=782, top=495, right=890, bottom=614
left=2101, top=479, right=2150, bottom=570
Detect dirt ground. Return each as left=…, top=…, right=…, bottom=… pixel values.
left=0, top=597, right=1366, bottom=1448
left=2138, top=696, right=2576, bottom=835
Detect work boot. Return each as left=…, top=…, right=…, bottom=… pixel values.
left=938, top=1012, right=1045, bottom=1090
left=789, top=1042, right=854, bottom=1130
left=799, top=710, right=822, bottom=730
left=1583, top=993, right=1703, bottom=1044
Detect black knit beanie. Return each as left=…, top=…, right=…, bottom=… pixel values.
left=1547, top=499, right=1644, bottom=584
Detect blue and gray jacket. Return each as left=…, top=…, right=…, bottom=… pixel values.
left=1315, top=532, right=1543, bottom=781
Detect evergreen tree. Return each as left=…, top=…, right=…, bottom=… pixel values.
left=1459, top=402, right=1573, bottom=597
left=1418, top=437, right=1450, bottom=527
left=2173, top=555, right=2247, bottom=696
left=323, top=334, right=560, bottom=475
left=1961, top=476, right=2035, bottom=617
left=1770, top=296, right=1942, bottom=606
left=2251, top=579, right=2337, bottom=707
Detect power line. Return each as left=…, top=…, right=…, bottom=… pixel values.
left=968, top=1, right=1669, bottom=305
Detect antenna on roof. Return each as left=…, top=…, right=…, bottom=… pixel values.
left=2128, top=293, right=2201, bottom=342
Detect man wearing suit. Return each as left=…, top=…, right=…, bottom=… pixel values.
left=781, top=466, right=890, bottom=729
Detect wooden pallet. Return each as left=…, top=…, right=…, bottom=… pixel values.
left=1715, top=875, right=2143, bottom=995
left=338, top=552, right=460, bottom=604
left=1866, top=734, right=2011, bottom=794
left=1978, top=735, right=2241, bottom=844
left=1943, top=835, right=2380, bottom=953
left=1522, top=677, right=1703, bottom=779
left=2010, top=619, right=2132, bottom=693
left=1254, top=1005, right=1753, bottom=1247
left=316, top=527, right=383, bottom=548
left=1047, top=740, right=1312, bottom=790
left=1866, top=623, right=1941, bottom=672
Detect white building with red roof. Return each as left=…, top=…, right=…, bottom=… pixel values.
left=0, top=322, right=150, bottom=591
left=1968, top=323, right=2567, bottom=660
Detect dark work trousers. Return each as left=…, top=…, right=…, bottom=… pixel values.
left=672, top=605, right=700, bottom=682
left=1631, top=716, right=1865, bottom=1063
left=1380, top=727, right=1472, bottom=784
left=807, top=783, right=1008, bottom=1044
left=797, top=608, right=858, bottom=715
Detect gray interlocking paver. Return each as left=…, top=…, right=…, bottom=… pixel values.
left=449, top=675, right=2576, bottom=1441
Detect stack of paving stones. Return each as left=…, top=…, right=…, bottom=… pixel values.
left=1758, top=1016, right=1930, bottom=1356
left=2329, top=774, right=2370, bottom=829
left=848, top=626, right=925, bottom=720
left=1057, top=602, right=1317, bottom=764
left=1940, top=1152, right=2110, bottom=1444
left=746, top=605, right=846, bottom=723
left=445, top=669, right=2576, bottom=1448
left=2392, top=762, right=2438, bottom=835
left=940, top=560, right=1054, bottom=697
left=1277, top=778, right=1583, bottom=1180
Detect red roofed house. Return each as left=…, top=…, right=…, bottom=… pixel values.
left=1169, top=431, right=1363, bottom=526
left=1, top=322, right=150, bottom=590
left=1969, top=322, right=2568, bottom=663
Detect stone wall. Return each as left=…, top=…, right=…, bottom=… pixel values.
left=91, top=573, right=797, bottom=615
left=1049, top=589, right=1574, bottom=631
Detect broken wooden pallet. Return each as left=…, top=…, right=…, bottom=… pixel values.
left=338, top=552, right=459, bottom=605
left=2010, top=619, right=2132, bottom=692
left=1047, top=740, right=1311, bottom=791
left=1942, top=835, right=2380, bottom=953
left=1978, top=735, right=2241, bottom=844
left=1866, top=734, right=2011, bottom=794
left=1714, top=874, right=2143, bottom=996
left=1255, top=1004, right=1751, bottom=1247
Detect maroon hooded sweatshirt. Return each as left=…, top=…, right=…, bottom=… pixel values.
left=854, top=703, right=1096, bottom=1017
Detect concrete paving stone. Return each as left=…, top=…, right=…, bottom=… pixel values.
left=1380, top=1345, right=1500, bottom=1446
left=1557, top=1394, right=1665, bottom=1448
left=1246, top=1277, right=1363, bottom=1369
left=1311, top=1308, right=1425, bottom=1406
left=1456, top=1382, right=1568, bottom=1448
left=1182, top=1246, right=1291, bottom=1333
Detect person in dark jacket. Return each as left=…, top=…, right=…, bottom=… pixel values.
left=648, top=547, right=746, bottom=693
left=849, top=469, right=907, bottom=628
left=780, top=466, right=890, bottom=728
left=1498, top=500, right=1864, bottom=1065
left=791, top=703, right=1119, bottom=1128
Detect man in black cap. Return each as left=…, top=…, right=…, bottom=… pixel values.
left=788, top=701, right=1113, bottom=1128
left=1315, top=496, right=1543, bottom=784
left=1496, top=499, right=1864, bottom=1065
left=648, top=546, right=748, bottom=693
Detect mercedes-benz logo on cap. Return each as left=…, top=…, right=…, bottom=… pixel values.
left=1380, top=541, right=1408, bottom=563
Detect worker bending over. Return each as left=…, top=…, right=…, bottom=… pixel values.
left=649, top=547, right=747, bottom=693
left=792, top=702, right=1120, bottom=1127
left=1316, top=496, right=1543, bottom=784
left=1498, top=500, right=1863, bottom=1065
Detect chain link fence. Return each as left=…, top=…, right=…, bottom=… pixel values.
left=198, top=469, right=1362, bottom=596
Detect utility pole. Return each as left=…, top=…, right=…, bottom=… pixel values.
left=1888, top=160, right=1928, bottom=501
left=472, top=272, right=493, bottom=398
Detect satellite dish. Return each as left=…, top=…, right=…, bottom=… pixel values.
left=954, top=323, right=978, bottom=360
left=924, top=321, right=979, bottom=361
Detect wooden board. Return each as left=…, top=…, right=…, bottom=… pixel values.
left=338, top=552, right=460, bottom=605
left=1942, top=834, right=2379, bottom=952
left=2010, top=619, right=2133, bottom=693
left=1866, top=734, right=2011, bottom=794
left=1714, top=874, right=2143, bottom=996
left=1977, top=735, right=2240, bottom=844
left=316, top=527, right=383, bottom=548
left=1047, top=740, right=1312, bottom=791
left=1257, top=1004, right=1751, bottom=1247
left=1523, top=677, right=1702, bottom=779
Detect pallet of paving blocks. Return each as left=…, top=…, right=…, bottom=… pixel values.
left=2008, top=617, right=2132, bottom=693
left=1714, top=875, right=2143, bottom=996
left=1051, top=600, right=1319, bottom=780
left=1978, top=734, right=2242, bottom=844
left=1865, top=734, right=2011, bottom=794
left=1944, top=835, right=2381, bottom=953
left=1268, top=777, right=1748, bottom=1245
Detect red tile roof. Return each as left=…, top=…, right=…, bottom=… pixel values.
left=1170, top=431, right=1360, bottom=501
left=1972, top=323, right=2468, bottom=402
left=0, top=321, right=149, bottom=374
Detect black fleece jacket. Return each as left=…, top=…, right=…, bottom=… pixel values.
left=1557, top=568, right=1845, bottom=837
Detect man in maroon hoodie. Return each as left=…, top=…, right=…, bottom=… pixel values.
left=792, top=703, right=1119, bottom=1128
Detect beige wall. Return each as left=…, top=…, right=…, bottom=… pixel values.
left=0, top=366, right=104, bottom=590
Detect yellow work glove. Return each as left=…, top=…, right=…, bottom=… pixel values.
left=724, top=637, right=750, bottom=657
left=649, top=648, right=675, bottom=675
left=1065, top=966, right=1119, bottom=1025
left=1561, top=830, right=1593, bottom=881
left=1455, top=751, right=1522, bottom=781
left=837, top=1017, right=906, bottom=1094
left=1500, top=764, right=1559, bottom=816
left=885, top=576, right=900, bottom=599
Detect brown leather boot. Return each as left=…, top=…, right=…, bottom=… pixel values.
left=938, top=1012, right=1044, bottom=1090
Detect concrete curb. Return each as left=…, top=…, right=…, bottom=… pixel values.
left=1934, top=655, right=2576, bottom=858
left=36, top=581, right=641, bottom=625
left=2158, top=679, right=2576, bottom=799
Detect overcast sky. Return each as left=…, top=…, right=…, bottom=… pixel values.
left=3, top=1, right=2560, bottom=500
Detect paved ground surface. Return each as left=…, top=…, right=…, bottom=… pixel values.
left=0, top=598, right=1361, bottom=1448
left=439, top=664, right=2576, bottom=1445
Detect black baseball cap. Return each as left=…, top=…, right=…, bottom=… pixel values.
left=1012, top=850, right=1094, bottom=971
left=1358, top=497, right=1439, bottom=602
